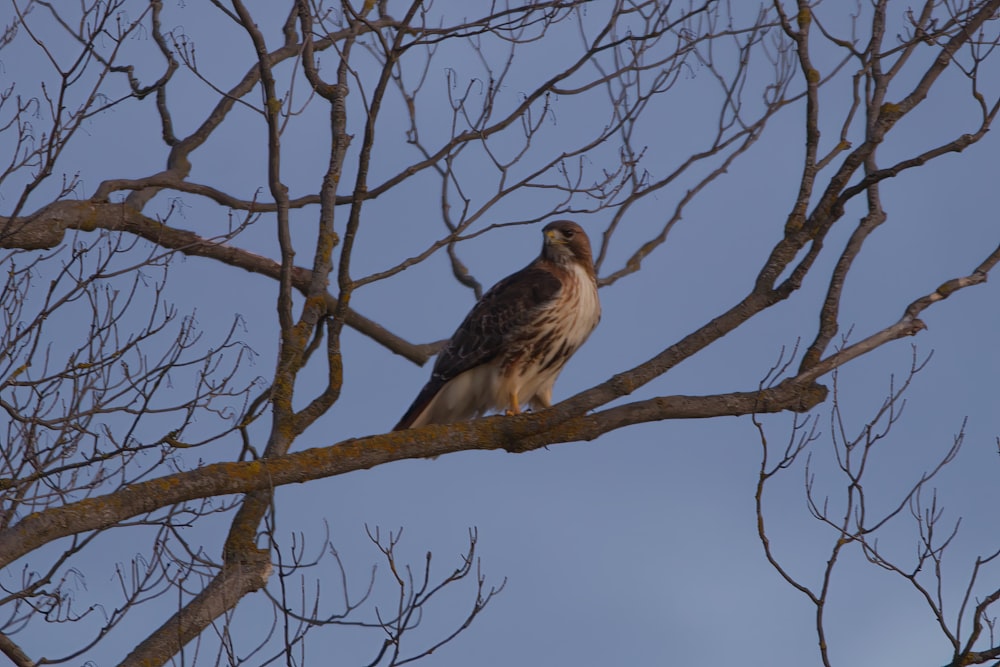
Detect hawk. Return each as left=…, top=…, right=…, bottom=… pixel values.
left=394, top=220, right=601, bottom=431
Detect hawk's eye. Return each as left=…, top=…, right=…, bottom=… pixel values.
left=563, top=229, right=575, bottom=239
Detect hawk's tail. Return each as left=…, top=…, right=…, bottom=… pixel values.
left=392, top=380, right=442, bottom=431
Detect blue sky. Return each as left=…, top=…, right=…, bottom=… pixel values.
left=2, top=2, right=1000, bottom=665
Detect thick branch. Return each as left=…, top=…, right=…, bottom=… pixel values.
left=0, top=201, right=439, bottom=364
left=0, top=634, right=33, bottom=667
left=0, top=379, right=828, bottom=569
left=118, top=554, right=272, bottom=667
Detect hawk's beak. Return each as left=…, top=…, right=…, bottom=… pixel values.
left=544, top=229, right=563, bottom=244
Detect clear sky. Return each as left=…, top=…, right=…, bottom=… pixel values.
left=2, top=2, right=999, bottom=666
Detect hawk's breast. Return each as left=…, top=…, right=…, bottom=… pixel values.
left=499, top=261, right=600, bottom=405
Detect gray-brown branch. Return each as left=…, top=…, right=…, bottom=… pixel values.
left=0, top=200, right=441, bottom=364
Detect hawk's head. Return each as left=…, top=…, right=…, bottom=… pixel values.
left=541, top=220, right=594, bottom=271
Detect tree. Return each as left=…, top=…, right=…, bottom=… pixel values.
left=1, top=1, right=999, bottom=665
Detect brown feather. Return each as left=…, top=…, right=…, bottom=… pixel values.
left=394, top=220, right=600, bottom=431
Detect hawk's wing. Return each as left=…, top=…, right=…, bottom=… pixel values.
left=394, top=264, right=563, bottom=430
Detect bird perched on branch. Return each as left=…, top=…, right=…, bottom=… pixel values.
left=394, top=220, right=601, bottom=431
